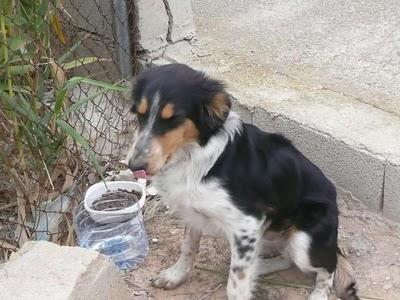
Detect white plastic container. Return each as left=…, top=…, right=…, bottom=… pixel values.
left=74, top=181, right=149, bottom=270
left=84, top=181, right=146, bottom=224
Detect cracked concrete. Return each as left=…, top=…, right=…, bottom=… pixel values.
left=166, top=0, right=195, bottom=42
left=137, top=0, right=194, bottom=53
left=161, top=0, right=173, bottom=42
left=136, top=0, right=169, bottom=52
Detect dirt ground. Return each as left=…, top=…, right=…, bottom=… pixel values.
left=125, top=191, right=400, bottom=300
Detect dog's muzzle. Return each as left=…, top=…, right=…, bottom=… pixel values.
left=127, top=134, right=150, bottom=173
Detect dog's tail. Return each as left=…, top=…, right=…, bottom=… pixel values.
left=333, top=248, right=360, bottom=300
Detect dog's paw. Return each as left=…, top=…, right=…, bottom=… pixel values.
left=151, top=266, right=189, bottom=290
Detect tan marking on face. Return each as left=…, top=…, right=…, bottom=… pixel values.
left=146, top=119, right=199, bottom=174
left=206, top=93, right=230, bottom=120
left=161, top=103, right=174, bottom=119
left=137, top=97, right=148, bottom=115
left=155, top=119, right=199, bottom=157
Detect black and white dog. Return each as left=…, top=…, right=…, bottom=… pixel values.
left=126, top=64, right=359, bottom=300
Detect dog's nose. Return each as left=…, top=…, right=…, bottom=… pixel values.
left=128, top=159, right=148, bottom=173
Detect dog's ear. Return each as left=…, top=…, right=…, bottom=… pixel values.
left=199, top=91, right=232, bottom=145
left=205, top=92, right=231, bottom=123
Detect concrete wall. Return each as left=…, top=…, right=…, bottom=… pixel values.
left=252, top=107, right=385, bottom=210
left=64, top=0, right=195, bottom=52
left=383, top=162, right=400, bottom=221
left=62, top=0, right=195, bottom=77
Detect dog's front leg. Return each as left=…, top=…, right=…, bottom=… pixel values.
left=227, top=226, right=263, bottom=300
left=152, top=226, right=201, bottom=289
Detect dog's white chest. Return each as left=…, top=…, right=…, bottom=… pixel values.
left=153, top=168, right=237, bottom=236
left=151, top=113, right=246, bottom=236
left=154, top=171, right=204, bottom=224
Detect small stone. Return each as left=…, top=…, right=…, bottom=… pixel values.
left=152, top=238, right=159, bottom=243
left=170, top=229, right=181, bottom=235
left=191, top=48, right=211, bottom=58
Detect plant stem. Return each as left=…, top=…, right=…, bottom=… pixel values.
left=0, top=12, right=12, bottom=97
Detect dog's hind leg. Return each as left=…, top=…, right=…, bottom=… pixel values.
left=151, top=226, right=201, bottom=289
left=287, top=230, right=335, bottom=300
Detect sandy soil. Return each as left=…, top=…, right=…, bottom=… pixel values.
left=125, top=192, right=400, bottom=300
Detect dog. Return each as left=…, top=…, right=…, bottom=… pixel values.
left=126, top=63, right=359, bottom=300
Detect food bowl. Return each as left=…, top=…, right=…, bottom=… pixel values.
left=84, top=181, right=146, bottom=224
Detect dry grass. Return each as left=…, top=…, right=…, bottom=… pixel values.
left=0, top=0, right=126, bottom=260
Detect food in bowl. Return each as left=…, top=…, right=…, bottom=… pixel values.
left=91, top=189, right=142, bottom=211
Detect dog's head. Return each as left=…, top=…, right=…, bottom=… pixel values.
left=126, top=63, right=231, bottom=175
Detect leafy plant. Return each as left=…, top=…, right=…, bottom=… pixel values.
left=0, top=0, right=127, bottom=255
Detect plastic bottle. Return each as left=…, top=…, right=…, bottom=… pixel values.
left=73, top=201, right=149, bottom=270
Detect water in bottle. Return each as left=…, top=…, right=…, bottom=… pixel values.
left=74, top=201, right=149, bottom=270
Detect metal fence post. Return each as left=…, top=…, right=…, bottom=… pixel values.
left=111, top=0, right=133, bottom=78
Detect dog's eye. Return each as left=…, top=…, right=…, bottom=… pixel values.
left=137, top=112, right=145, bottom=120
left=135, top=111, right=147, bottom=126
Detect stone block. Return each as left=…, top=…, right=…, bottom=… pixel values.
left=0, top=241, right=131, bottom=300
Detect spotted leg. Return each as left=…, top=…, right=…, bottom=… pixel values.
left=226, top=223, right=263, bottom=300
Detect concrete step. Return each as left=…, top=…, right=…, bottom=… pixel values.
left=148, top=40, right=400, bottom=222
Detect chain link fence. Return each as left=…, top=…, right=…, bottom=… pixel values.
left=0, top=0, right=140, bottom=260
